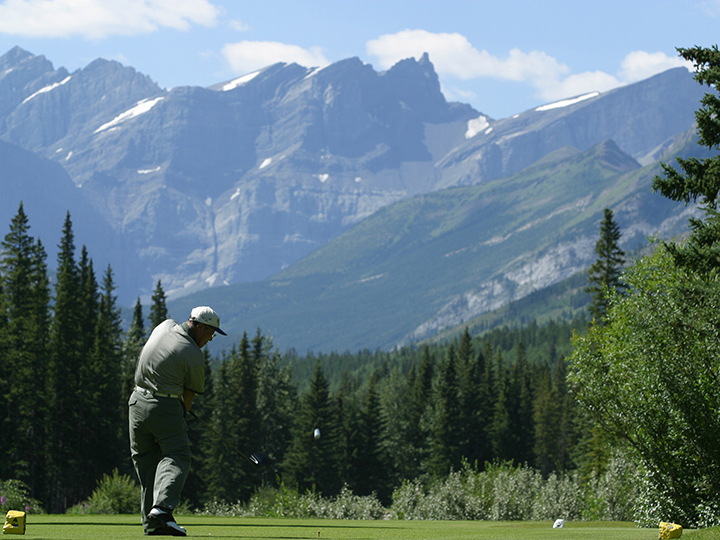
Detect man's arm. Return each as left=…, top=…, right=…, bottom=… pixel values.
left=182, top=389, right=196, bottom=412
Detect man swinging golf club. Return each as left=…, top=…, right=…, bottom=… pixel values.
left=129, top=306, right=226, bottom=536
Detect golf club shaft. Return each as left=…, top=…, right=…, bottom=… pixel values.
left=188, top=409, right=257, bottom=465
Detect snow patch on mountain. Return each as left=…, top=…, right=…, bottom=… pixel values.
left=22, top=76, right=71, bottom=103
left=94, top=96, right=165, bottom=133
left=222, top=71, right=260, bottom=91
left=535, top=92, right=600, bottom=111
left=465, top=115, right=490, bottom=138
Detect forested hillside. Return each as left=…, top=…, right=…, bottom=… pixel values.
left=0, top=202, right=596, bottom=511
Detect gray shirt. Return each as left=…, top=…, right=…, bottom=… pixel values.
left=134, top=319, right=205, bottom=396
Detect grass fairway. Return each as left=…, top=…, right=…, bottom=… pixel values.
left=10, top=515, right=671, bottom=539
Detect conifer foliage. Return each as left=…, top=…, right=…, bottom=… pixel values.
left=585, top=207, right=625, bottom=323
left=653, top=45, right=720, bottom=272
left=0, top=203, right=590, bottom=514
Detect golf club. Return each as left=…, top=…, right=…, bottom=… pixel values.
left=188, top=409, right=267, bottom=466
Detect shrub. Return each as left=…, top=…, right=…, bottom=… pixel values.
left=198, top=460, right=641, bottom=522
left=67, top=469, right=139, bottom=515
left=200, top=484, right=385, bottom=519
left=0, top=479, right=44, bottom=514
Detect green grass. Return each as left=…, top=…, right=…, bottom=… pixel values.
left=10, top=515, right=686, bottom=540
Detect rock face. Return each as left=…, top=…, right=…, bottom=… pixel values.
left=0, top=46, right=707, bottom=304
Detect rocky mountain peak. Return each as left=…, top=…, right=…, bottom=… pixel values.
left=0, top=47, right=708, bottom=308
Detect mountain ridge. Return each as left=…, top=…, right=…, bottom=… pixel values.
left=167, top=133, right=706, bottom=353
left=0, top=46, right=710, bottom=353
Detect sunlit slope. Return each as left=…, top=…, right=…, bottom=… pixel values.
left=170, top=138, right=694, bottom=353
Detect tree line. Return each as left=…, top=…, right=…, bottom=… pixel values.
left=0, top=202, right=603, bottom=512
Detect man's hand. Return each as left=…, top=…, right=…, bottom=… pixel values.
left=182, top=389, right=196, bottom=413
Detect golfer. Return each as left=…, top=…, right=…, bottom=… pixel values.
left=129, top=306, right=226, bottom=536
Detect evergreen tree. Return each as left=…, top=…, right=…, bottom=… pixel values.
left=456, top=329, right=484, bottom=466
left=282, top=363, right=341, bottom=496
left=510, top=342, right=535, bottom=465
left=425, top=345, right=462, bottom=477
left=86, top=266, right=124, bottom=480
left=75, top=247, right=101, bottom=497
left=350, top=373, right=391, bottom=503
left=405, top=347, right=434, bottom=478
left=0, top=203, right=51, bottom=497
left=490, top=348, right=514, bottom=461
left=585, top=207, right=625, bottom=323
left=533, top=365, right=561, bottom=476
left=46, top=212, right=84, bottom=511
left=203, top=334, right=260, bottom=502
left=376, top=366, right=410, bottom=487
left=652, top=45, right=720, bottom=273
left=202, top=355, right=232, bottom=502
left=78, top=246, right=99, bottom=360
left=553, top=358, right=576, bottom=472
left=149, top=280, right=169, bottom=329
left=476, top=340, right=496, bottom=467
left=336, top=376, right=362, bottom=489
left=253, top=331, right=296, bottom=486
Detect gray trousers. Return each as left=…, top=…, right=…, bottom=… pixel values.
left=128, top=389, right=190, bottom=530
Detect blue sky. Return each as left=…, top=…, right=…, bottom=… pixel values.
left=0, top=0, right=717, bottom=119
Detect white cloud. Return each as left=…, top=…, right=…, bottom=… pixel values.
left=222, top=41, right=329, bottom=73
left=366, top=29, right=570, bottom=83
left=366, top=29, right=693, bottom=104
left=0, top=0, right=219, bottom=39
left=618, top=50, right=692, bottom=83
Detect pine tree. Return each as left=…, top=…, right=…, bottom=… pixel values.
left=86, top=266, right=124, bottom=480
left=203, top=334, right=260, bottom=502
left=456, top=329, right=483, bottom=466
left=533, top=365, right=561, bottom=476
left=149, top=280, right=169, bottom=329
left=490, top=348, right=514, bottom=461
left=75, top=246, right=101, bottom=497
left=46, top=212, right=84, bottom=511
left=510, top=342, right=535, bottom=465
left=476, top=341, right=496, bottom=467
left=202, top=355, right=233, bottom=502
left=425, top=345, right=462, bottom=478
left=253, top=330, right=296, bottom=487
left=0, top=203, right=51, bottom=497
left=282, top=363, right=341, bottom=496
left=350, top=373, right=391, bottom=503
left=652, top=45, right=720, bottom=272
left=404, top=347, right=434, bottom=478
left=585, top=208, right=625, bottom=323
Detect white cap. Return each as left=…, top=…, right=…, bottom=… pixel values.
left=189, top=306, right=227, bottom=335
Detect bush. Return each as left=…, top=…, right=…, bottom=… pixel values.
left=392, top=458, right=638, bottom=522
left=198, top=460, right=640, bottom=522
left=67, top=469, right=139, bottom=515
left=0, top=479, right=44, bottom=514
left=200, top=484, right=385, bottom=519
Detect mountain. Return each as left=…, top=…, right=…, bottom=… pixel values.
left=0, top=46, right=707, bottom=305
left=167, top=130, right=708, bottom=353
left=0, top=138, right=123, bottom=280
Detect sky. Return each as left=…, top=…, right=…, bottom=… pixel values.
left=0, top=0, right=718, bottom=119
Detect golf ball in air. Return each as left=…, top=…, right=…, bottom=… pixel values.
left=313, top=428, right=321, bottom=439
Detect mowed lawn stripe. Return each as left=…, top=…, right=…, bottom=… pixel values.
left=15, top=515, right=664, bottom=540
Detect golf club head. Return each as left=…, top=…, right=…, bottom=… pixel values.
left=250, top=452, right=269, bottom=466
